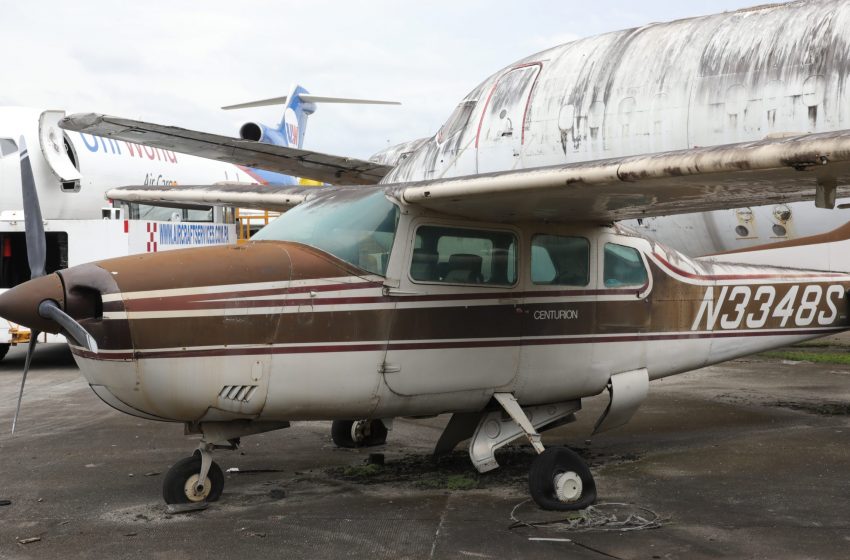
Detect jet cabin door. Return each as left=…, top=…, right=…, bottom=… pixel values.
left=38, top=111, right=81, bottom=190
left=476, top=64, right=540, bottom=173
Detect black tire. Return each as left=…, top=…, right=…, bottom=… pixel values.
left=162, top=455, right=224, bottom=504
left=363, top=420, right=388, bottom=446
left=331, top=419, right=388, bottom=448
left=529, top=447, right=596, bottom=511
left=0, top=344, right=9, bottom=361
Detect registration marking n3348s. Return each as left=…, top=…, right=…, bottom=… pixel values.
left=691, top=284, right=846, bottom=331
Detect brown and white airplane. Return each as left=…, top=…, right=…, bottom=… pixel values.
left=5, top=131, right=850, bottom=509
left=6, top=1, right=850, bottom=510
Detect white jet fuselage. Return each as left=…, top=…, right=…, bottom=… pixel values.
left=382, top=1, right=850, bottom=256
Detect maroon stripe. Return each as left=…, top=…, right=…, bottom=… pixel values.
left=71, top=327, right=844, bottom=361
left=652, top=253, right=848, bottom=281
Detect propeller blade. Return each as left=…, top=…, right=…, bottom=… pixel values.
left=11, top=333, right=39, bottom=435
left=20, top=136, right=46, bottom=279
left=37, top=300, right=98, bottom=353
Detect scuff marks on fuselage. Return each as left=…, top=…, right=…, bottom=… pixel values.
left=384, top=0, right=850, bottom=183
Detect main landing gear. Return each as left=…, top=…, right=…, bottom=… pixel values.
left=435, top=393, right=597, bottom=511
left=331, top=419, right=389, bottom=448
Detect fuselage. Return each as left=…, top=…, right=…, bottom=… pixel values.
left=380, top=0, right=850, bottom=256
left=0, top=107, right=297, bottom=221
left=4, top=188, right=847, bottom=424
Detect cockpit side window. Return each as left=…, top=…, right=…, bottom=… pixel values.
left=410, top=225, right=517, bottom=286
left=436, top=101, right=477, bottom=143
left=0, top=138, right=18, bottom=157
left=603, top=243, right=648, bottom=288
left=531, top=235, right=589, bottom=286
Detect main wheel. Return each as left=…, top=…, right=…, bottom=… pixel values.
left=0, top=344, right=9, bottom=361
left=162, top=454, right=224, bottom=504
left=529, top=447, right=596, bottom=511
left=331, top=419, right=388, bottom=448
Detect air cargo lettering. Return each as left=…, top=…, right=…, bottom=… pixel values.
left=691, top=284, right=845, bottom=331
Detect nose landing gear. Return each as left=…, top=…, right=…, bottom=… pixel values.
left=162, top=445, right=225, bottom=504
left=162, top=421, right=290, bottom=505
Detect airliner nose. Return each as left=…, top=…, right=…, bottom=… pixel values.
left=0, top=273, right=65, bottom=333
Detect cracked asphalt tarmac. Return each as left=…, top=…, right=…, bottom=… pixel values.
left=1, top=343, right=849, bottom=559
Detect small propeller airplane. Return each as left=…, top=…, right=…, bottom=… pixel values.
left=5, top=1, right=850, bottom=511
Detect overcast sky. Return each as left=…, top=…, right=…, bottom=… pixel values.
left=1, top=0, right=790, bottom=159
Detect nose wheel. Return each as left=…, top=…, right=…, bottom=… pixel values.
left=162, top=449, right=224, bottom=504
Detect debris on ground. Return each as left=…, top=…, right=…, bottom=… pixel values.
left=17, top=537, right=41, bottom=545
left=144, top=472, right=160, bottom=477
left=327, top=448, right=641, bottom=492
left=0, top=500, right=11, bottom=506
left=165, top=502, right=209, bottom=515
left=510, top=501, right=664, bottom=532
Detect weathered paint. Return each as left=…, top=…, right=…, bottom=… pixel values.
left=4, top=205, right=849, bottom=423
left=383, top=0, right=850, bottom=255
left=388, top=1, right=850, bottom=182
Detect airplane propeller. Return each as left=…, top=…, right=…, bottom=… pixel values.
left=9, top=137, right=99, bottom=434
left=11, top=136, right=46, bottom=434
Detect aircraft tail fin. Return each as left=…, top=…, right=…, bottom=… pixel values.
left=223, top=85, right=399, bottom=149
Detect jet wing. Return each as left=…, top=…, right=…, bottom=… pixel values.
left=59, top=113, right=392, bottom=185
left=107, top=183, right=313, bottom=212
left=398, top=130, right=850, bottom=222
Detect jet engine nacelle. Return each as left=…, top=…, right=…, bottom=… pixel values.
left=239, top=122, right=288, bottom=147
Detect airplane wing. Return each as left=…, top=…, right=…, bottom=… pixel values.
left=397, top=130, right=850, bottom=222
left=107, top=130, right=850, bottom=222
left=106, top=183, right=314, bottom=212
left=59, top=113, right=392, bottom=185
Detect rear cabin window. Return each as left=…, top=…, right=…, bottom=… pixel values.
left=603, top=243, right=648, bottom=288
left=411, top=225, right=517, bottom=286
left=531, top=235, right=589, bottom=286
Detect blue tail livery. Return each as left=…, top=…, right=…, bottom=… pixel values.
left=223, top=84, right=399, bottom=184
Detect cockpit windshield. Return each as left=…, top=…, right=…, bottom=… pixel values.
left=252, top=189, right=400, bottom=276
left=437, top=100, right=476, bottom=143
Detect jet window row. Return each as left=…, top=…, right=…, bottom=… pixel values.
left=408, top=226, right=648, bottom=288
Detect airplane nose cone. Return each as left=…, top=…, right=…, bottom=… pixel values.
left=0, top=273, right=65, bottom=333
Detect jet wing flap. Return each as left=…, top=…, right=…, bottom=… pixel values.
left=106, top=184, right=313, bottom=212
left=60, top=113, right=392, bottom=185
left=399, top=131, right=850, bottom=222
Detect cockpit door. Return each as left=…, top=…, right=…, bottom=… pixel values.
left=38, top=111, right=81, bottom=188
left=476, top=64, right=540, bottom=173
